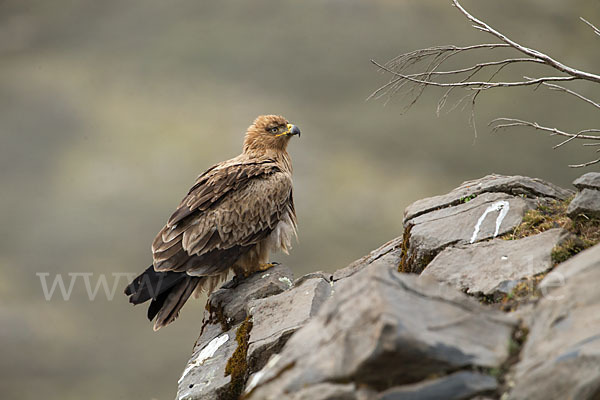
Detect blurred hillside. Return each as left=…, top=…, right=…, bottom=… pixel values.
left=1, top=0, right=598, bottom=399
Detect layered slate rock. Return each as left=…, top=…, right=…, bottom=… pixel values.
left=567, top=172, right=600, bottom=219
left=176, top=265, right=294, bottom=400
left=404, top=174, right=572, bottom=222
left=245, top=259, right=515, bottom=399
left=333, top=235, right=403, bottom=281
left=509, top=244, right=600, bottom=400
left=400, top=175, right=573, bottom=274
left=246, top=274, right=332, bottom=372
left=402, top=192, right=535, bottom=273
left=377, top=371, right=498, bottom=400
left=573, top=172, right=600, bottom=191
left=176, top=328, right=239, bottom=400
left=173, top=174, right=600, bottom=400
left=283, top=383, right=359, bottom=400
left=567, top=188, right=600, bottom=219
left=205, top=265, right=293, bottom=331
left=421, top=228, right=572, bottom=295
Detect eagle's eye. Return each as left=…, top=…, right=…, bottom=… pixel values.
left=268, top=126, right=279, bottom=134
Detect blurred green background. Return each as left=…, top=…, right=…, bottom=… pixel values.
left=1, top=0, right=598, bottom=399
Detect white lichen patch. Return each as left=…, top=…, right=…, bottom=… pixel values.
left=278, top=277, right=292, bottom=287
left=470, top=200, right=510, bottom=244
left=178, top=333, right=229, bottom=384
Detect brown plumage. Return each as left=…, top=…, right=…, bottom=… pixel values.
left=125, top=115, right=300, bottom=330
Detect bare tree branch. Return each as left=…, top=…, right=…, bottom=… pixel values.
left=580, top=17, right=600, bottom=38
left=541, top=82, right=600, bottom=110
left=371, top=59, right=576, bottom=89
left=451, top=0, right=600, bottom=83
left=490, top=118, right=600, bottom=141
left=424, top=58, right=544, bottom=77
left=371, top=0, right=600, bottom=168
left=569, top=158, right=600, bottom=168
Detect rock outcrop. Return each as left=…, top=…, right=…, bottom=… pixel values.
left=174, top=174, right=600, bottom=400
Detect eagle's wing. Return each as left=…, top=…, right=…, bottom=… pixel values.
left=150, top=160, right=294, bottom=274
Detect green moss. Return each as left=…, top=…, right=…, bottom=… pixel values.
left=551, top=238, right=586, bottom=264
left=398, top=224, right=436, bottom=274
left=503, top=196, right=600, bottom=263
left=203, top=300, right=231, bottom=333
left=398, top=224, right=414, bottom=273
left=459, top=194, right=477, bottom=203
left=502, top=198, right=571, bottom=240
left=223, top=317, right=253, bottom=400
left=476, top=273, right=547, bottom=310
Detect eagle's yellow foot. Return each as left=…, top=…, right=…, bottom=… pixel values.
left=232, top=262, right=281, bottom=280
left=258, top=262, right=279, bottom=272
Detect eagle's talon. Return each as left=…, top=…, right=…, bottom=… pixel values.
left=258, top=262, right=278, bottom=272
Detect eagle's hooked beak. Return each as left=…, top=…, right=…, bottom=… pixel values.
left=286, top=123, right=301, bottom=137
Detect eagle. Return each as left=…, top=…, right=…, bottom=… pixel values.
left=125, top=115, right=300, bottom=330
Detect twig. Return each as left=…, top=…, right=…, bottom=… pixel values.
left=371, top=60, right=576, bottom=89
left=580, top=17, right=600, bottom=38
left=569, top=158, right=600, bottom=168
left=553, top=129, right=600, bottom=149
left=416, top=58, right=544, bottom=77
left=490, top=118, right=600, bottom=141
left=542, top=82, right=600, bottom=110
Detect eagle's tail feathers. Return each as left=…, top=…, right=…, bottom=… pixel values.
left=124, top=265, right=185, bottom=304
left=151, top=276, right=200, bottom=330
left=125, top=265, right=200, bottom=330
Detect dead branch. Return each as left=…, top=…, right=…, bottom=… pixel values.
left=569, top=158, right=600, bottom=168
left=451, top=0, right=600, bottom=83
left=580, top=17, right=600, bottom=38
left=541, top=82, right=600, bottom=110
left=490, top=118, right=600, bottom=141
left=372, top=60, right=577, bottom=89
left=371, top=0, right=600, bottom=168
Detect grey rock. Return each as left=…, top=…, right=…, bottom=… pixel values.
left=245, top=259, right=515, bottom=399
left=540, top=242, right=600, bottom=293
left=176, top=327, right=238, bottom=400
left=194, top=320, right=226, bottom=354
left=294, top=271, right=332, bottom=286
left=286, top=383, right=358, bottom=400
left=403, top=192, right=534, bottom=272
left=333, top=236, right=403, bottom=281
left=404, top=174, right=572, bottom=222
left=177, top=265, right=294, bottom=400
left=205, top=264, right=293, bottom=330
left=421, top=228, right=571, bottom=295
left=247, top=275, right=332, bottom=372
left=573, top=172, right=600, bottom=191
left=567, top=188, right=600, bottom=219
left=509, top=243, right=600, bottom=400
left=377, top=371, right=497, bottom=400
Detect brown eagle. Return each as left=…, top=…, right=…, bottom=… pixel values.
left=125, top=115, right=300, bottom=330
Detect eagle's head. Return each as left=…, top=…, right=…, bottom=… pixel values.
left=243, top=115, right=301, bottom=154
